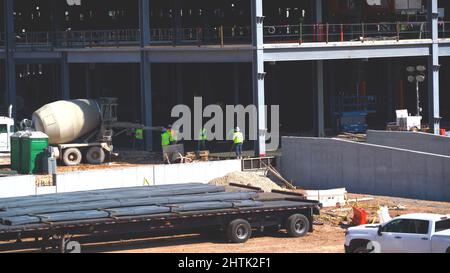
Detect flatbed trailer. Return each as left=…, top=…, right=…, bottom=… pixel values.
left=0, top=191, right=320, bottom=253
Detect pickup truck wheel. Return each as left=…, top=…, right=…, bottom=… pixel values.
left=86, top=147, right=106, bottom=165
left=226, top=219, right=252, bottom=244
left=286, top=214, right=310, bottom=237
left=62, top=148, right=82, bottom=166
left=353, top=246, right=370, bottom=253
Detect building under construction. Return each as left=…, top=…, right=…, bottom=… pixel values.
left=1, top=0, right=449, bottom=154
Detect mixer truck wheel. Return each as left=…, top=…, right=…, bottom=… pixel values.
left=62, top=148, right=82, bottom=166
left=86, top=147, right=106, bottom=165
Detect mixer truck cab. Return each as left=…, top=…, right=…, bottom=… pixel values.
left=0, top=116, right=15, bottom=153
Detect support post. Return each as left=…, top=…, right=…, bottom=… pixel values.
left=4, top=0, right=16, bottom=116
left=314, top=0, right=325, bottom=137
left=233, top=63, right=240, bottom=105
left=139, top=0, right=153, bottom=151
left=428, top=0, right=440, bottom=135
left=60, top=53, right=70, bottom=100
left=251, top=0, right=266, bottom=156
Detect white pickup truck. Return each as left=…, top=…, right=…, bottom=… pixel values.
left=345, top=213, right=450, bottom=253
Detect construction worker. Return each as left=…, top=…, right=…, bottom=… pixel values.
left=161, top=128, right=171, bottom=148
left=167, top=124, right=178, bottom=145
left=233, top=127, right=244, bottom=159
left=134, top=127, right=144, bottom=150
left=197, top=127, right=208, bottom=151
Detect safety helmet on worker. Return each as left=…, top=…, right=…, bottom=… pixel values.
left=235, top=127, right=240, bottom=132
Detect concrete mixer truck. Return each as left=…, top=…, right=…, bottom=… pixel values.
left=30, top=97, right=162, bottom=166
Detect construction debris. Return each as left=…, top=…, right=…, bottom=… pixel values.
left=209, top=171, right=283, bottom=193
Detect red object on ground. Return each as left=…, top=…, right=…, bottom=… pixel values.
left=352, top=207, right=368, bottom=226
left=440, top=129, right=446, bottom=136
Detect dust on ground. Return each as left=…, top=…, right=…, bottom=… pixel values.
left=209, top=171, right=283, bottom=192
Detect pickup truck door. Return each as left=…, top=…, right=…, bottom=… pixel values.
left=380, top=219, right=431, bottom=253
left=400, top=219, right=432, bottom=253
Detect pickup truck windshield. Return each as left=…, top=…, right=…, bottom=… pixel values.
left=435, top=219, right=450, bottom=233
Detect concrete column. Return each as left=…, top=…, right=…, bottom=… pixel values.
left=140, top=0, right=153, bottom=151
left=175, top=64, right=183, bottom=104
left=251, top=0, right=266, bottom=156
left=428, top=0, right=440, bottom=135
left=4, top=0, right=16, bottom=116
left=60, top=53, right=70, bottom=100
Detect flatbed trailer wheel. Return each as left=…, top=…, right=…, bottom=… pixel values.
left=86, top=147, right=106, bottom=165
left=62, top=148, right=82, bottom=166
left=226, top=219, right=252, bottom=243
left=285, top=214, right=310, bottom=237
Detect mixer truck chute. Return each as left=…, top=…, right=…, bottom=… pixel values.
left=31, top=98, right=162, bottom=166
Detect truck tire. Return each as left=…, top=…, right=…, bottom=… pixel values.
left=285, top=214, right=310, bottom=237
left=353, top=246, right=370, bottom=253
left=226, top=219, right=252, bottom=244
left=86, top=147, right=106, bottom=165
left=62, top=148, right=82, bottom=166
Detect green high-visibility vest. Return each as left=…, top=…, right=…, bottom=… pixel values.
left=233, top=132, right=244, bottom=144
left=161, top=131, right=171, bottom=146
left=135, top=128, right=144, bottom=140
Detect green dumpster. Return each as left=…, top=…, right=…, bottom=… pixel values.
left=20, top=132, right=49, bottom=174
left=10, top=132, right=23, bottom=172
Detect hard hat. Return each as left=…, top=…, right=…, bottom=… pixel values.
left=162, top=128, right=167, bottom=132
left=235, top=127, right=240, bottom=132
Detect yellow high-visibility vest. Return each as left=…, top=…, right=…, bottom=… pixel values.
left=135, top=128, right=144, bottom=140
left=233, top=132, right=244, bottom=144
left=199, top=128, right=207, bottom=141
left=161, top=131, right=171, bottom=146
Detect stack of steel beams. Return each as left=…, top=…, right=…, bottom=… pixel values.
left=0, top=183, right=262, bottom=226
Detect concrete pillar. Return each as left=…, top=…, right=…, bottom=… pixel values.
left=313, top=0, right=325, bottom=137
left=251, top=0, right=267, bottom=156
left=4, top=0, right=16, bottom=116
left=428, top=0, right=441, bottom=135
left=60, top=53, right=70, bottom=100
left=140, top=0, right=153, bottom=151
left=175, top=64, right=183, bottom=104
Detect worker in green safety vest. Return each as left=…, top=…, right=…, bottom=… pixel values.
left=233, top=127, right=244, bottom=159
left=197, top=127, right=208, bottom=152
left=134, top=128, right=144, bottom=150
left=167, top=124, right=178, bottom=145
left=161, top=128, right=171, bottom=147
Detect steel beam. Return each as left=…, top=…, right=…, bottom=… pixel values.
left=313, top=0, right=325, bottom=137
left=140, top=0, right=153, bottom=151
left=60, top=52, right=70, bottom=100
left=251, top=0, right=267, bottom=156
left=428, top=0, right=440, bottom=135
left=4, top=0, right=16, bottom=116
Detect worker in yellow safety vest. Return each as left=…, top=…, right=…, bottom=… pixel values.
left=161, top=128, right=171, bottom=147
left=167, top=124, right=178, bottom=145
left=233, top=127, right=244, bottom=159
left=134, top=128, right=144, bottom=150
left=197, top=127, right=208, bottom=151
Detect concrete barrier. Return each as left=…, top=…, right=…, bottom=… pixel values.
left=153, top=160, right=242, bottom=185
left=281, top=137, right=450, bottom=202
left=367, top=130, right=450, bottom=157
left=0, top=176, right=36, bottom=198
left=56, top=166, right=154, bottom=193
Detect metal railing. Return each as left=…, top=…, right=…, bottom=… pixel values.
left=5, top=21, right=450, bottom=49
left=264, top=22, right=430, bottom=43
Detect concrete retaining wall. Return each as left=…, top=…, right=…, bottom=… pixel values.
left=281, top=137, right=450, bottom=202
left=367, top=130, right=450, bottom=157
left=0, top=176, right=36, bottom=198
left=0, top=159, right=242, bottom=197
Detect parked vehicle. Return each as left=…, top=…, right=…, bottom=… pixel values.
left=0, top=106, right=14, bottom=153
left=345, top=213, right=450, bottom=253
